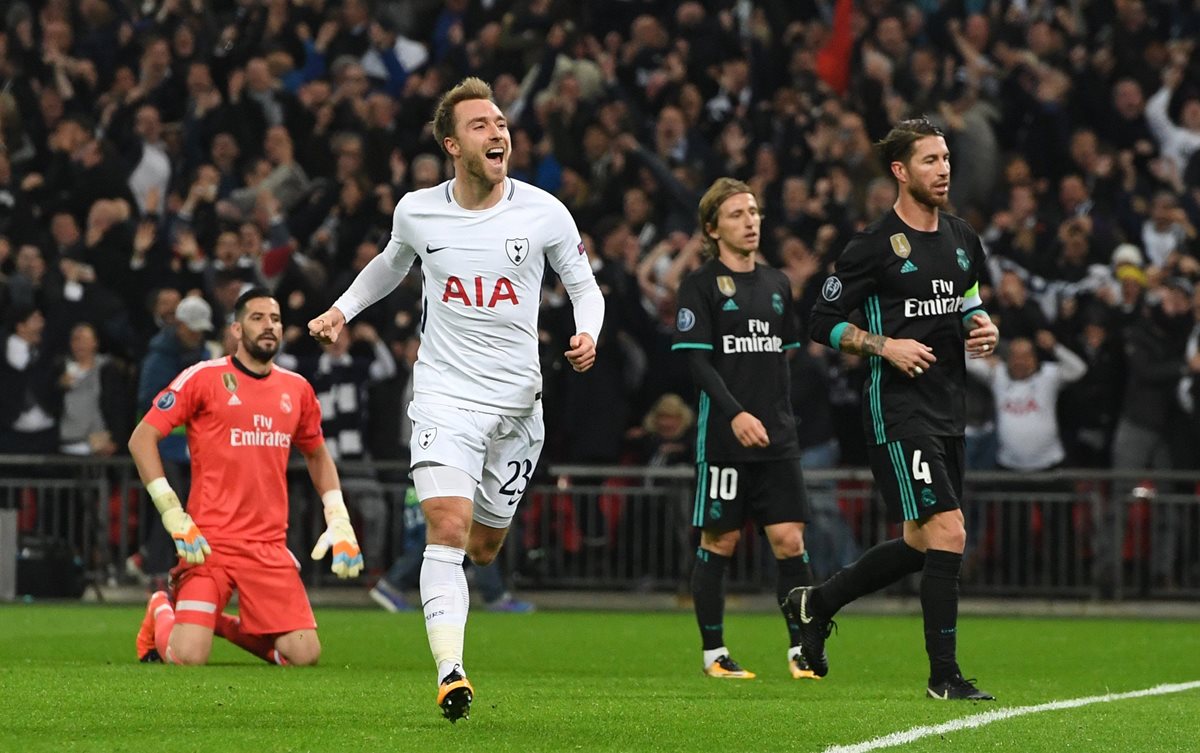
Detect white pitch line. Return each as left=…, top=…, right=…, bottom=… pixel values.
left=824, top=681, right=1200, bottom=753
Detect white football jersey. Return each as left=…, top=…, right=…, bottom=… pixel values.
left=336, top=177, right=597, bottom=416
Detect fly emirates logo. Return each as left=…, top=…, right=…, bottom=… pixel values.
left=230, top=414, right=291, bottom=448
left=722, top=319, right=782, bottom=354
left=905, top=280, right=963, bottom=317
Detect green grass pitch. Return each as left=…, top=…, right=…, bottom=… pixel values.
left=1, top=605, right=1198, bottom=752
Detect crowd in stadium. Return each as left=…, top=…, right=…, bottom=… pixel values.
left=2, top=0, right=1200, bottom=482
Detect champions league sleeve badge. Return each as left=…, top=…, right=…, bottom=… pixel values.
left=821, top=276, right=842, bottom=301
left=677, top=307, right=696, bottom=332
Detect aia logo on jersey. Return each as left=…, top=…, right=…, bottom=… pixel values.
left=442, top=276, right=520, bottom=307
left=505, top=238, right=529, bottom=265
left=280, top=393, right=292, bottom=414
left=417, top=428, right=437, bottom=449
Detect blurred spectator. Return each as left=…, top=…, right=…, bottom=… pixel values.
left=1059, top=308, right=1126, bottom=468
left=0, top=306, right=57, bottom=454
left=54, top=322, right=133, bottom=456
left=1112, top=279, right=1193, bottom=471
left=992, top=271, right=1049, bottom=341
left=1141, top=190, right=1197, bottom=272
left=118, top=103, right=172, bottom=215
left=967, top=332, right=1087, bottom=472
left=984, top=184, right=1052, bottom=276
left=44, top=244, right=134, bottom=357
left=7, top=243, right=50, bottom=311
left=1108, top=243, right=1150, bottom=327
left=624, top=392, right=693, bottom=468
left=1145, top=64, right=1200, bottom=177
left=225, top=126, right=309, bottom=218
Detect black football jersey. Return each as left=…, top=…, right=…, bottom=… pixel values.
left=809, top=210, right=988, bottom=445
left=673, top=260, right=803, bottom=462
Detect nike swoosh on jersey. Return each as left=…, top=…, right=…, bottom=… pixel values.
left=426, top=244, right=449, bottom=254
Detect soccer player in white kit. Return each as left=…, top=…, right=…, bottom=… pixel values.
left=308, top=77, right=604, bottom=722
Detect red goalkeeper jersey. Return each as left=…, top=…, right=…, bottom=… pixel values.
left=144, top=356, right=324, bottom=548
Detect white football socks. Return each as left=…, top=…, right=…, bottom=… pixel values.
left=421, top=544, right=470, bottom=683
left=703, top=646, right=729, bottom=669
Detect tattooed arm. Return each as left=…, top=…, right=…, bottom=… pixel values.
left=837, top=324, right=889, bottom=357
left=835, top=323, right=936, bottom=377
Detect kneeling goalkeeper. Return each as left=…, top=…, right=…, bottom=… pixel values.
left=129, top=289, right=362, bottom=665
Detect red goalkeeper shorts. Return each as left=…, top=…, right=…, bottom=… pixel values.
left=170, top=541, right=317, bottom=635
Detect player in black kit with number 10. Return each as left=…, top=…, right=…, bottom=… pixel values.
left=785, top=117, right=999, bottom=700
left=674, top=178, right=817, bottom=680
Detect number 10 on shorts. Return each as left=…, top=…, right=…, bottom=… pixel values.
left=708, top=466, right=739, bottom=501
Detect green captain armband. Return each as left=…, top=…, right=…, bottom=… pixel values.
left=961, top=309, right=990, bottom=326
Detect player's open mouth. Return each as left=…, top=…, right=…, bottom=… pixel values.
left=485, top=147, right=505, bottom=166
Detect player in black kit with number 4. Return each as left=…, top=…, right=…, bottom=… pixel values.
left=674, top=178, right=817, bottom=681
left=785, top=118, right=999, bottom=700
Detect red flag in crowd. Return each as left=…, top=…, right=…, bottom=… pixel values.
left=816, top=0, right=855, bottom=95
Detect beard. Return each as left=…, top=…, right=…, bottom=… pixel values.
left=462, top=147, right=505, bottom=185
left=242, top=334, right=279, bottom=362
left=463, top=151, right=486, bottom=181
left=908, top=181, right=949, bottom=210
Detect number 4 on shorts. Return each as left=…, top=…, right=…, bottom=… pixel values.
left=911, top=449, right=932, bottom=485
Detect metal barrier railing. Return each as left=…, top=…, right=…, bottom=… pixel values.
left=0, top=457, right=1196, bottom=600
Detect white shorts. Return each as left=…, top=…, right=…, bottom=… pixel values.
left=407, top=401, right=544, bottom=528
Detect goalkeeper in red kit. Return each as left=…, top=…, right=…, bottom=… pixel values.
left=130, top=288, right=363, bottom=665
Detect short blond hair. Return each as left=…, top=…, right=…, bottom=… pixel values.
left=431, top=77, right=496, bottom=155
left=697, top=177, right=755, bottom=260
left=642, top=393, right=695, bottom=437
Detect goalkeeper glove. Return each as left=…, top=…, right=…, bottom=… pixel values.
left=310, top=490, right=363, bottom=579
left=146, top=477, right=211, bottom=565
